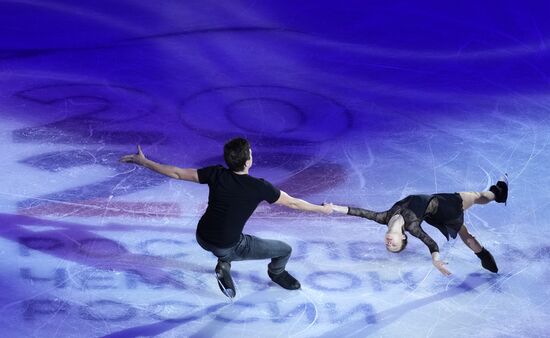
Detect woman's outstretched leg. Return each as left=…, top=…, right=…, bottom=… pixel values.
left=458, top=191, right=495, bottom=211
left=459, top=174, right=509, bottom=210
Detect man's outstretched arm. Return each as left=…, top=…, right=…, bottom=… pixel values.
left=275, top=191, right=332, bottom=214
left=120, top=145, right=199, bottom=183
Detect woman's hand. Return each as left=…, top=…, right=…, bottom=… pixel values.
left=431, top=251, right=451, bottom=276
left=432, top=259, right=451, bottom=276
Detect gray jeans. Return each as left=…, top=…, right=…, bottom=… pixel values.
left=196, top=232, right=292, bottom=274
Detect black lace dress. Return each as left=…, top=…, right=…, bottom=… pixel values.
left=347, top=193, right=464, bottom=253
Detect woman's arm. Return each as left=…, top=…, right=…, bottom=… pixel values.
left=407, top=219, right=451, bottom=276
left=345, top=206, right=389, bottom=225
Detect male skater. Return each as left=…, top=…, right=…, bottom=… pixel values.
left=121, top=138, right=332, bottom=298
left=331, top=176, right=508, bottom=275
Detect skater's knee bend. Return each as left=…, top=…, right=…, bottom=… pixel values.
left=272, top=240, right=292, bottom=256
left=282, top=242, right=292, bottom=255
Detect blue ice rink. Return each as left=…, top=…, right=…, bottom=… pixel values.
left=1, top=1, right=549, bottom=337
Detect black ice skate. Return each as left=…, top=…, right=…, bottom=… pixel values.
left=268, top=270, right=301, bottom=290
left=475, top=247, right=498, bottom=273
left=215, top=261, right=236, bottom=298
left=489, top=174, right=509, bottom=205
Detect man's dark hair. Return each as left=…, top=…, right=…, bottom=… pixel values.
left=224, top=137, right=251, bottom=172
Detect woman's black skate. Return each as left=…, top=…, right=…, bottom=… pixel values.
left=475, top=247, right=498, bottom=273
left=489, top=174, right=509, bottom=205
left=215, top=261, right=236, bottom=298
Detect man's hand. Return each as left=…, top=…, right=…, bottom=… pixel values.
left=120, top=145, right=146, bottom=165
left=321, top=203, right=333, bottom=215
left=326, top=203, right=349, bottom=214
left=432, top=259, right=451, bottom=276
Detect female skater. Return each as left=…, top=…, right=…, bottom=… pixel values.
left=331, top=176, right=508, bottom=275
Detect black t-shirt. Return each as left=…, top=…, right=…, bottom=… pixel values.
left=196, top=165, right=281, bottom=247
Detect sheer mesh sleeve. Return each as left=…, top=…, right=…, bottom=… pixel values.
left=407, top=220, right=439, bottom=253
left=347, top=207, right=389, bottom=225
